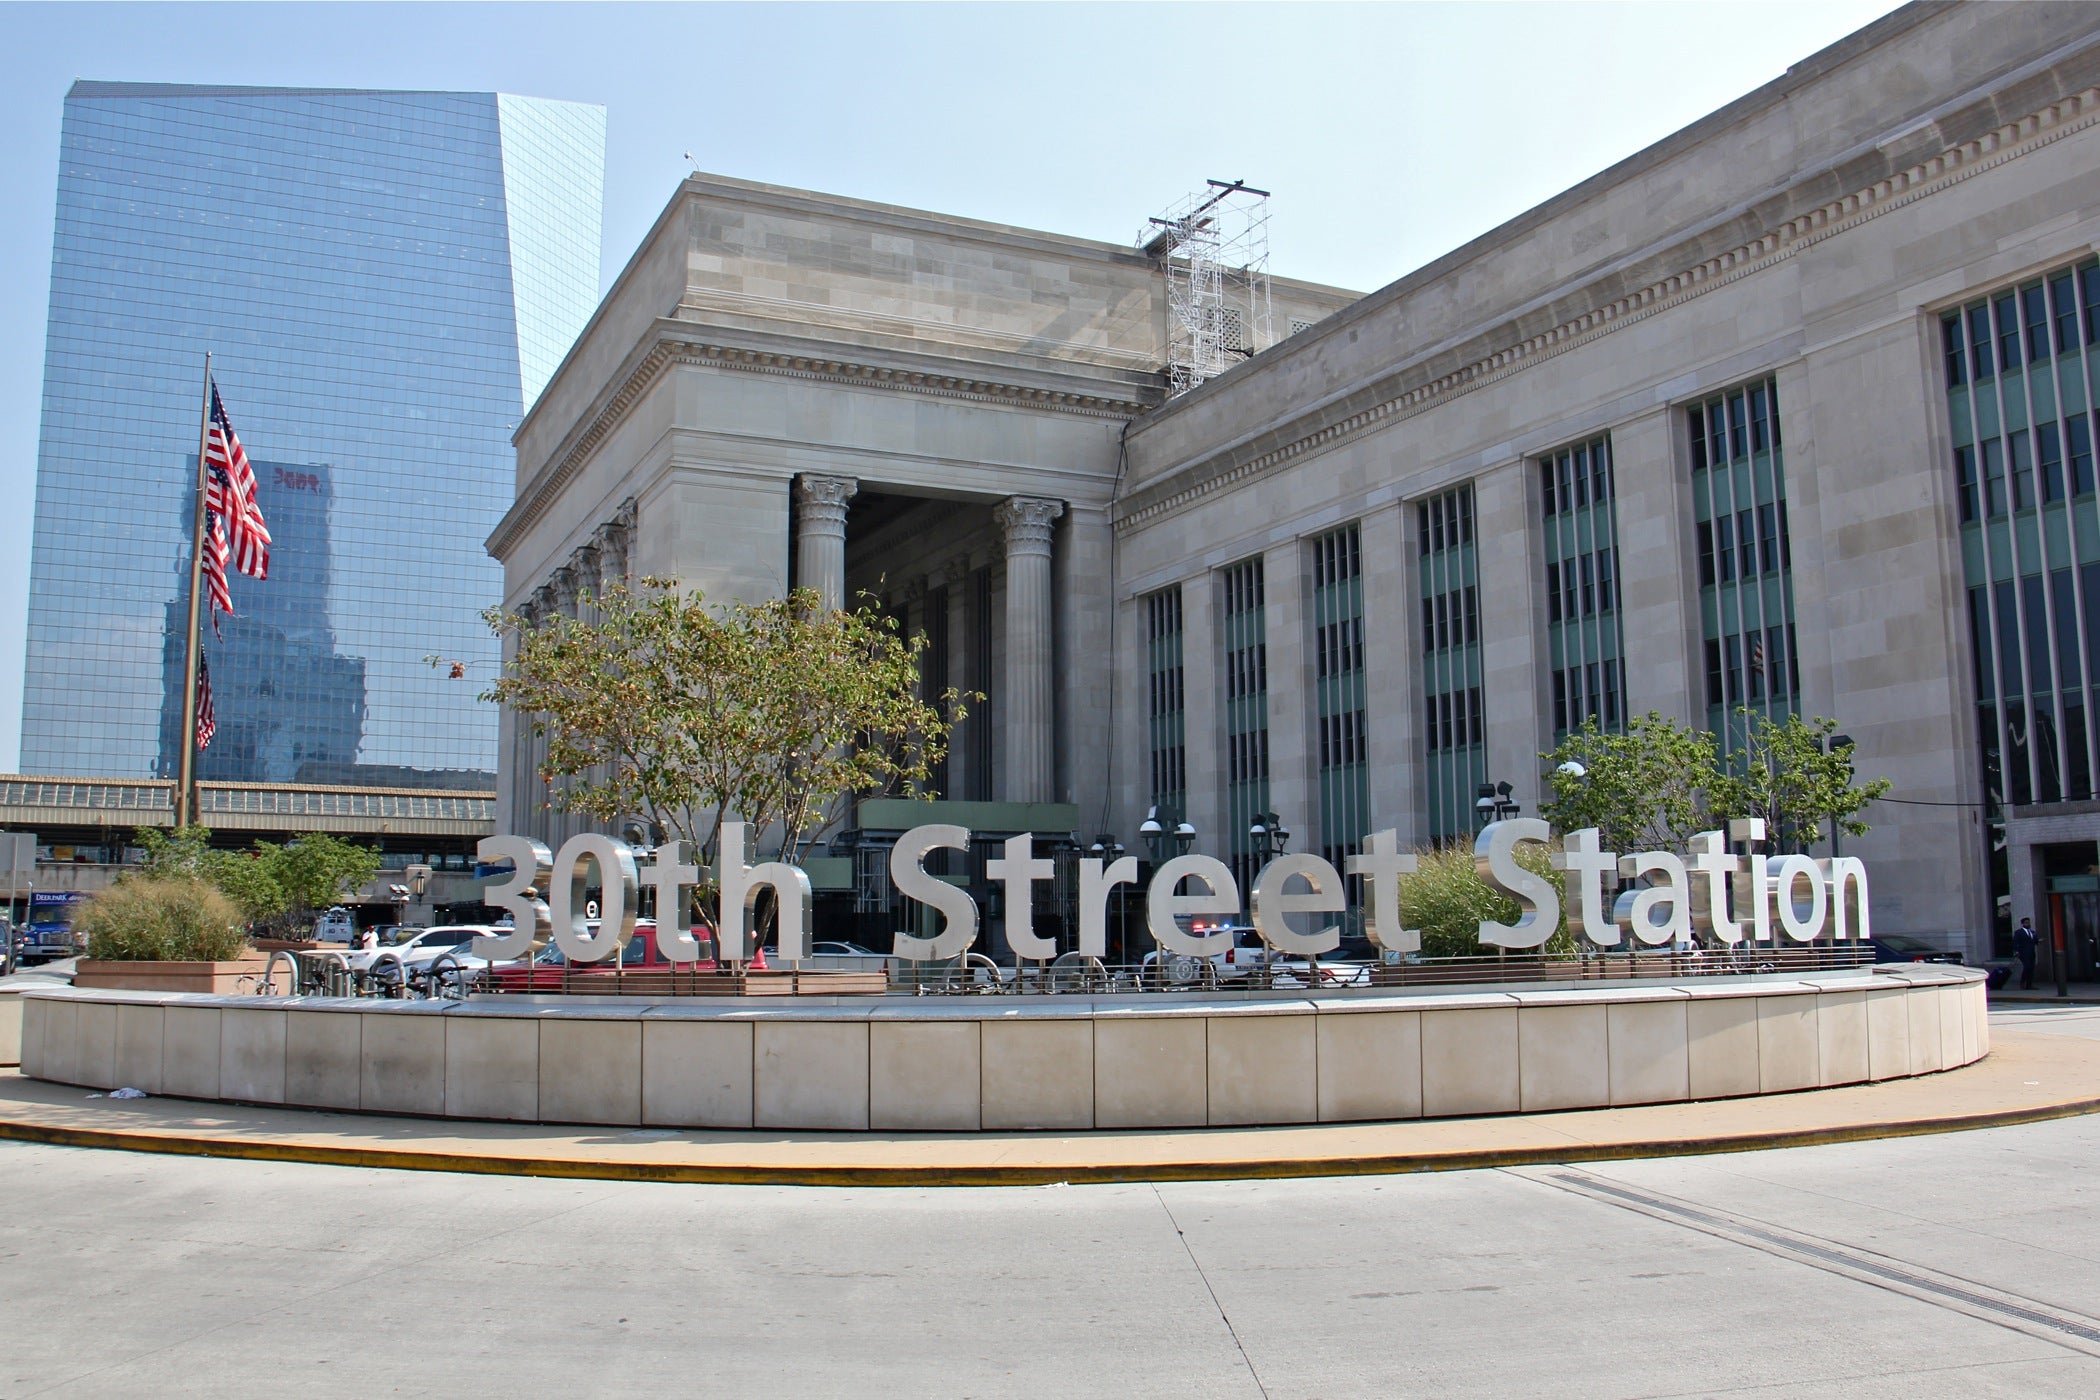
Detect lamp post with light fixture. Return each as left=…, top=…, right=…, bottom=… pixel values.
left=1475, top=780, right=1519, bottom=826
left=1088, top=832, right=1128, bottom=960
left=1136, top=806, right=1195, bottom=962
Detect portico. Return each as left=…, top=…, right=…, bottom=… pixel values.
left=485, top=171, right=1354, bottom=841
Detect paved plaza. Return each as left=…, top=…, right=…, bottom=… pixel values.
left=0, top=1002, right=2092, bottom=1398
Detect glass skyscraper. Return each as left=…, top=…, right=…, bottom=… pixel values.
left=21, top=82, right=604, bottom=789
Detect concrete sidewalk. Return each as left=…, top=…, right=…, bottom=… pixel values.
left=1990, top=981, right=2100, bottom=1005
left=2, top=1029, right=2096, bottom=1186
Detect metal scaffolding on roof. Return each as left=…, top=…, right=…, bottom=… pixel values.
left=1139, top=179, right=1274, bottom=397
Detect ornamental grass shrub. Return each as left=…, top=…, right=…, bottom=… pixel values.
left=1403, top=841, right=1573, bottom=959
left=76, top=876, right=248, bottom=962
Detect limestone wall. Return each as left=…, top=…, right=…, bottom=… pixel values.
left=19, top=968, right=1987, bottom=1132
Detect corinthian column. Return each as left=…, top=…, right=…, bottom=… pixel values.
left=794, top=475, right=858, bottom=611
left=995, top=496, right=1064, bottom=802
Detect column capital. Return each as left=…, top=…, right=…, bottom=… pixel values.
left=549, top=565, right=580, bottom=616
left=795, top=475, right=856, bottom=612
left=943, top=554, right=974, bottom=588
left=796, top=474, right=859, bottom=516
left=591, top=514, right=630, bottom=593
left=995, top=496, right=1064, bottom=557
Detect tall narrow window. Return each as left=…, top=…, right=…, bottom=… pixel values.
left=923, top=585, right=949, bottom=797
left=1942, top=259, right=2100, bottom=950
left=1145, top=586, right=1186, bottom=831
left=968, top=566, right=993, bottom=800
left=1312, top=525, right=1368, bottom=878
left=1541, top=433, right=1625, bottom=741
left=1688, top=374, right=1799, bottom=744
left=1220, top=558, right=1268, bottom=901
left=1418, top=486, right=1482, bottom=839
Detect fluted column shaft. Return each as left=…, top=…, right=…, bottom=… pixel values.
left=795, top=475, right=858, bottom=611
left=996, top=496, right=1064, bottom=802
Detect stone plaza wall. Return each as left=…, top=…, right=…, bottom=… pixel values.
left=19, top=966, right=1986, bottom=1132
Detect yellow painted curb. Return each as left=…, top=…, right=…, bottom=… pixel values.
left=3, top=1092, right=2097, bottom=1188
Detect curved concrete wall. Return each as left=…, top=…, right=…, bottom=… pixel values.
left=18, top=967, right=1987, bottom=1132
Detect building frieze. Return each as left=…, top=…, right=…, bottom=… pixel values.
left=1113, top=83, right=2100, bottom=534
left=490, top=332, right=1152, bottom=560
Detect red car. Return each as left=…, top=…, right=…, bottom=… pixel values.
left=489, top=921, right=717, bottom=991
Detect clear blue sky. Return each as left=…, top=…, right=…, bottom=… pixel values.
left=0, top=0, right=1904, bottom=771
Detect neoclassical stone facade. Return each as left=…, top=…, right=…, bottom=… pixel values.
left=493, top=2, right=2100, bottom=963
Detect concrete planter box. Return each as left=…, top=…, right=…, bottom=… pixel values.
left=72, top=953, right=270, bottom=994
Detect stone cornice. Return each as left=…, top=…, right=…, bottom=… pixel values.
left=1113, top=83, right=2100, bottom=533
left=489, top=333, right=1152, bottom=560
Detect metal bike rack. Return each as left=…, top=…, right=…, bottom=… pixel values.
left=363, top=949, right=408, bottom=998
left=260, top=949, right=300, bottom=996
left=422, top=951, right=478, bottom=1001
left=296, top=949, right=353, bottom=997
left=1047, top=952, right=1109, bottom=994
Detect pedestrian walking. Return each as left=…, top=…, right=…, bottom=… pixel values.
left=2013, top=916, right=2039, bottom=990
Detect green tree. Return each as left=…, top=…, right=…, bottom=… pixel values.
left=1402, top=840, right=1571, bottom=958
left=265, top=833, right=383, bottom=922
left=136, top=826, right=288, bottom=925
left=484, top=579, right=967, bottom=902
left=131, top=825, right=377, bottom=931
left=1540, top=712, right=1717, bottom=854
left=1705, top=709, right=1891, bottom=852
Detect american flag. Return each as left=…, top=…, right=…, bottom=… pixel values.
left=205, top=385, right=270, bottom=580
left=200, top=505, right=233, bottom=632
left=195, top=653, right=216, bottom=752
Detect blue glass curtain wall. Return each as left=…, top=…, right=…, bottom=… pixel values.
left=21, top=85, right=602, bottom=786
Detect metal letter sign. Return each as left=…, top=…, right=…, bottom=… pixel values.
left=473, top=821, right=1871, bottom=961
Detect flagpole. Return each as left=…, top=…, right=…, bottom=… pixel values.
left=176, top=351, right=212, bottom=829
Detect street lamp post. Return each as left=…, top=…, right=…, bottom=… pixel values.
left=1139, top=806, right=1196, bottom=863
left=1139, top=807, right=1166, bottom=864
left=1089, top=832, right=1127, bottom=960
left=1822, top=732, right=1854, bottom=857
left=1248, top=812, right=1289, bottom=861
left=1247, top=813, right=1289, bottom=959
left=1475, top=781, right=1519, bottom=826
left=390, top=863, right=433, bottom=932
left=1137, top=807, right=1196, bottom=972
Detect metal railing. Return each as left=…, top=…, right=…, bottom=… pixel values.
left=259, top=940, right=1888, bottom=1003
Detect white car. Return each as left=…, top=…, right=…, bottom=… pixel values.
left=1269, top=936, right=1381, bottom=988
left=1139, top=923, right=1268, bottom=987
left=743, top=940, right=896, bottom=976
left=348, top=925, right=504, bottom=977
left=1210, top=926, right=1272, bottom=981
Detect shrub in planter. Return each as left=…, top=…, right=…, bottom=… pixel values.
left=1403, top=841, right=1572, bottom=959
left=75, top=876, right=248, bottom=962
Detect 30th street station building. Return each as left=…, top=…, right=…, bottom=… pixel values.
left=492, top=1, right=2100, bottom=970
